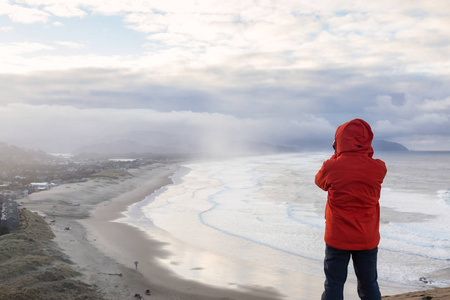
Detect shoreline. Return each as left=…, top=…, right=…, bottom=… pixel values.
left=81, top=163, right=286, bottom=299
left=20, top=161, right=449, bottom=299
left=22, top=162, right=284, bottom=300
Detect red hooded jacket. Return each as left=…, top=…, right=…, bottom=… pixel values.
left=315, top=119, right=387, bottom=250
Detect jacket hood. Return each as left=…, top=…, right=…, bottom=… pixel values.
left=334, top=119, right=374, bottom=157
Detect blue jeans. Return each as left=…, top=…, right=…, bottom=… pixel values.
left=321, top=244, right=381, bottom=300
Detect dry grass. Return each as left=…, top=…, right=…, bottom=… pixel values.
left=0, top=209, right=105, bottom=300
left=382, top=287, right=450, bottom=300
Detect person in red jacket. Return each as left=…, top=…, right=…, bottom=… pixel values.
left=315, top=119, right=387, bottom=300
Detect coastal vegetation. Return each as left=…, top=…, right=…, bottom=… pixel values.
left=0, top=208, right=105, bottom=299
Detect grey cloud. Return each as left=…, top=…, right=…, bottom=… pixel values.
left=1, top=65, right=449, bottom=151
left=0, top=69, right=214, bottom=112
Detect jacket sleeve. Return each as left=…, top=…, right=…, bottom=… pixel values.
left=315, top=164, right=328, bottom=191
left=315, top=155, right=335, bottom=191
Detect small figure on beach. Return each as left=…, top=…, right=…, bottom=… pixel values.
left=145, top=289, right=151, bottom=295
left=315, top=119, right=387, bottom=300
left=134, top=261, right=139, bottom=270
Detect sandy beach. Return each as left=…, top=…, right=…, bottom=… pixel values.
left=19, top=162, right=450, bottom=300
left=21, top=162, right=282, bottom=300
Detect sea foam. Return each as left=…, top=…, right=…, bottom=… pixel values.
left=119, top=152, right=450, bottom=296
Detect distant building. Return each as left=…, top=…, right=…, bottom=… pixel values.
left=108, top=158, right=138, bottom=162
left=0, top=200, right=20, bottom=232
left=0, top=189, right=28, bottom=201
left=29, top=182, right=50, bottom=193
left=0, top=181, right=11, bottom=187
left=49, top=153, right=74, bottom=159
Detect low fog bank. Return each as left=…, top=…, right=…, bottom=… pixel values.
left=0, top=125, right=409, bottom=160
left=0, top=135, right=408, bottom=162
left=0, top=103, right=412, bottom=157
left=67, top=136, right=409, bottom=158
left=0, top=104, right=427, bottom=157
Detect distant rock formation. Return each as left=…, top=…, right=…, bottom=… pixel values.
left=282, top=138, right=409, bottom=153
left=372, top=139, right=409, bottom=152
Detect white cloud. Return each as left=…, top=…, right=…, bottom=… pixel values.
left=0, top=42, right=54, bottom=55
left=1, top=0, right=449, bottom=79
left=396, top=134, right=450, bottom=151
left=52, top=21, right=65, bottom=27
left=421, top=97, right=450, bottom=111
left=0, top=43, right=55, bottom=73
left=411, top=113, right=449, bottom=129
left=0, top=26, right=13, bottom=31
left=2, top=3, right=49, bottom=23
left=55, top=41, right=84, bottom=48
left=374, top=120, right=409, bottom=136
left=44, top=3, right=87, bottom=18
left=0, top=53, right=132, bottom=73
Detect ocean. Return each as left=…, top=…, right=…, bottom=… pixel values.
left=119, top=151, right=450, bottom=299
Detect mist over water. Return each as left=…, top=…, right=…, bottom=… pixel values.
left=119, top=151, right=450, bottom=298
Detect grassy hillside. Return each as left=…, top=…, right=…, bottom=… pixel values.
left=0, top=209, right=105, bottom=300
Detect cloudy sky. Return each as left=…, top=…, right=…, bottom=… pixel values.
left=1, top=0, right=449, bottom=153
